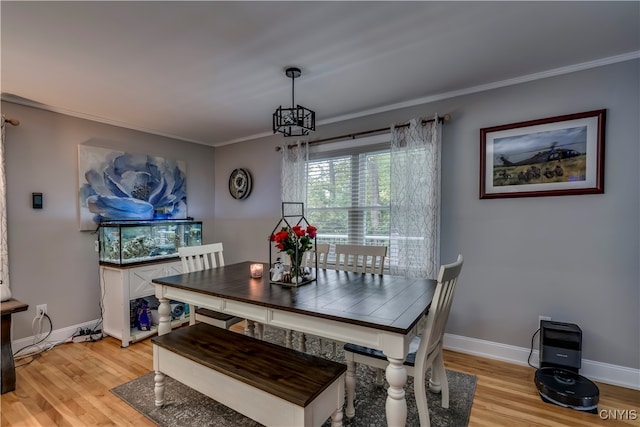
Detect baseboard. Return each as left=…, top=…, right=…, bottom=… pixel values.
left=12, top=318, right=102, bottom=355
left=444, top=333, right=640, bottom=390
left=12, top=320, right=639, bottom=390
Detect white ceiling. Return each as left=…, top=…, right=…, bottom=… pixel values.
left=1, top=1, right=638, bottom=147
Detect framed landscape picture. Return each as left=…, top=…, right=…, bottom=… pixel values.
left=480, top=109, right=606, bottom=199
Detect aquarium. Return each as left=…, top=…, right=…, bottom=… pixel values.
left=98, top=219, right=202, bottom=266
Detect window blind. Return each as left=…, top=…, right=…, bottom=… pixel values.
left=306, top=135, right=391, bottom=252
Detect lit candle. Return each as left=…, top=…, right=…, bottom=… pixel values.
left=250, top=263, right=263, bottom=278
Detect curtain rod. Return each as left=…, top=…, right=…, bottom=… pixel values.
left=275, top=113, right=450, bottom=151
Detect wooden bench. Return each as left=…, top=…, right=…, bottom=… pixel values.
left=152, top=322, right=346, bottom=427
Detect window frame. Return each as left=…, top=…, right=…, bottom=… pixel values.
left=305, top=134, right=392, bottom=264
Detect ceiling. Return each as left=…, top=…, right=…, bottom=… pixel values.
left=1, top=2, right=638, bottom=147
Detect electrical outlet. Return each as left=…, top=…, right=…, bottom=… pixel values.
left=36, top=304, right=47, bottom=318
left=94, top=240, right=99, bottom=252
left=538, top=315, right=551, bottom=326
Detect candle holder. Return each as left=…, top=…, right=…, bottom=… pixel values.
left=250, top=263, right=263, bottom=278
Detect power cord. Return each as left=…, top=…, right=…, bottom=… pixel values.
left=66, top=326, right=104, bottom=342
left=13, top=312, right=62, bottom=362
left=527, top=327, right=541, bottom=368
left=63, top=265, right=107, bottom=344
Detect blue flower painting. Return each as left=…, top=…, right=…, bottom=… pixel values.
left=78, top=146, right=187, bottom=230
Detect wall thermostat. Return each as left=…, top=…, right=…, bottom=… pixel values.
left=32, top=192, right=43, bottom=209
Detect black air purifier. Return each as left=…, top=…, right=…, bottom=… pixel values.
left=534, top=320, right=600, bottom=413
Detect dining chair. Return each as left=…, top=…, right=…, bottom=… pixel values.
left=313, top=244, right=387, bottom=357
left=301, top=242, right=330, bottom=269
left=343, top=254, right=463, bottom=426
left=334, top=244, right=387, bottom=274
left=178, top=243, right=243, bottom=330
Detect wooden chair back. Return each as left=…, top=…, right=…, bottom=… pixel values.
left=178, top=243, right=242, bottom=328
left=178, top=243, right=225, bottom=273
left=302, top=243, right=330, bottom=269
left=334, top=244, right=387, bottom=274
left=417, top=254, right=463, bottom=365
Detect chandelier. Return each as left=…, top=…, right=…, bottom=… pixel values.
left=273, top=67, right=315, bottom=137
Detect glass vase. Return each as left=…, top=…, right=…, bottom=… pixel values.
left=290, top=252, right=305, bottom=283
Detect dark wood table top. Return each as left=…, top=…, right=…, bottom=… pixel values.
left=152, top=261, right=436, bottom=335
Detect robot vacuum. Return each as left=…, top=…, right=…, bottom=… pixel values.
left=534, top=367, right=600, bottom=413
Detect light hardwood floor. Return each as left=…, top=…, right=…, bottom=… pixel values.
left=1, top=326, right=638, bottom=427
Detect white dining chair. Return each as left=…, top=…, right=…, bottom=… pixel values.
left=313, top=244, right=387, bottom=357
left=178, top=243, right=243, bottom=329
left=343, top=254, right=463, bottom=426
left=301, top=242, right=330, bottom=269
left=334, top=244, right=387, bottom=274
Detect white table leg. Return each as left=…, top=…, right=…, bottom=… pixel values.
left=385, top=357, right=408, bottom=427
left=285, top=329, right=293, bottom=348
left=157, top=298, right=172, bottom=336
left=245, top=319, right=256, bottom=338
left=297, top=332, right=307, bottom=353
left=375, top=368, right=385, bottom=386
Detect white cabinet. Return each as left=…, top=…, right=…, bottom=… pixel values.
left=100, top=260, right=187, bottom=347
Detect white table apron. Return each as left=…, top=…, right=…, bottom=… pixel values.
left=155, top=283, right=420, bottom=427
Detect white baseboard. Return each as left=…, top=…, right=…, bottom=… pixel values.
left=12, top=318, right=102, bottom=355
left=444, top=333, right=640, bottom=390
left=12, top=320, right=639, bottom=390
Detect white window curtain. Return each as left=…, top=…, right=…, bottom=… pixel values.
left=0, top=118, right=12, bottom=300
left=389, top=116, right=442, bottom=278
left=281, top=140, right=308, bottom=208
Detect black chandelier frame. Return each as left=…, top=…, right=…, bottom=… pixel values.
left=273, top=67, right=315, bottom=137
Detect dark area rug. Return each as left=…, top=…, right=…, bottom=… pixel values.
left=111, top=327, right=476, bottom=426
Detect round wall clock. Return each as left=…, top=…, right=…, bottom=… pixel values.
left=228, top=168, right=252, bottom=200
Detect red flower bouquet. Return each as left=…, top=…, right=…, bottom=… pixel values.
left=270, top=224, right=317, bottom=281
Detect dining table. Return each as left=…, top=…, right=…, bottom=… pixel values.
left=152, top=260, right=436, bottom=427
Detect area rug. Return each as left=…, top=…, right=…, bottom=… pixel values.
left=111, top=328, right=476, bottom=427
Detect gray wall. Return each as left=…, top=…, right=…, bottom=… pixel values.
left=3, top=59, right=637, bottom=370
left=213, top=60, right=639, bottom=369
left=2, top=103, right=216, bottom=339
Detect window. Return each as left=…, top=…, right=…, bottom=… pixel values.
left=305, top=135, right=391, bottom=251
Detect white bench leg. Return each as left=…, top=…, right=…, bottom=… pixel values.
left=331, top=406, right=344, bottom=427
left=154, top=370, right=165, bottom=407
